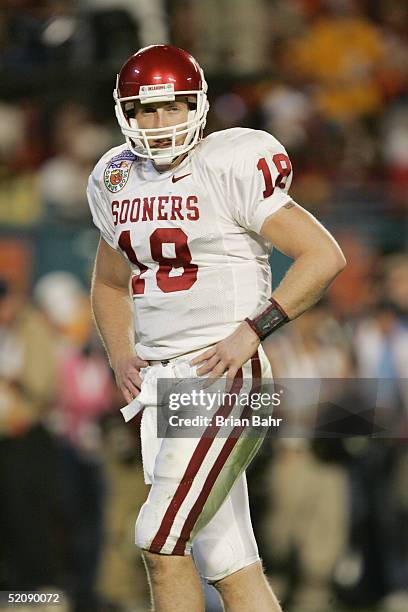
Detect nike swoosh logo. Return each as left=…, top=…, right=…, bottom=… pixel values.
left=172, top=173, right=191, bottom=183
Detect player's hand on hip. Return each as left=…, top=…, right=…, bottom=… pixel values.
left=112, top=354, right=149, bottom=404
left=191, top=322, right=260, bottom=385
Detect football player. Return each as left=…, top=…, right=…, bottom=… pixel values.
left=88, top=45, right=346, bottom=612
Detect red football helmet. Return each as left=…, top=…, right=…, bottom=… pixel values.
left=114, top=45, right=209, bottom=164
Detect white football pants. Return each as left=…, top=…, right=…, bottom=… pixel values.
left=134, top=346, right=271, bottom=582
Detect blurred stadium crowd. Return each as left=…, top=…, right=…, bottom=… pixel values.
left=0, top=0, right=407, bottom=611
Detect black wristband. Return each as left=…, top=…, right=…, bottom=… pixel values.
left=245, top=298, right=289, bottom=341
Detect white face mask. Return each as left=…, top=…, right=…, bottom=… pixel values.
left=114, top=80, right=209, bottom=166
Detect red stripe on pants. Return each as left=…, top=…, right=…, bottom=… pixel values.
left=171, top=352, right=262, bottom=555
left=148, top=367, right=244, bottom=553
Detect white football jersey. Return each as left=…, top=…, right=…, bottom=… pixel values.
left=87, top=128, right=293, bottom=360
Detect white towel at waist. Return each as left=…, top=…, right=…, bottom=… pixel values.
left=120, top=359, right=198, bottom=423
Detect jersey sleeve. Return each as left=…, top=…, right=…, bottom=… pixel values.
left=229, top=132, right=293, bottom=234
left=86, top=168, right=116, bottom=249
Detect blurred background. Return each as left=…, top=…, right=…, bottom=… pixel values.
left=0, top=0, right=407, bottom=610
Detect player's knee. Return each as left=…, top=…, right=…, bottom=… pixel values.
left=193, top=535, right=260, bottom=584
left=141, top=549, right=167, bottom=575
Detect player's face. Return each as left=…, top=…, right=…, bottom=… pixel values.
left=135, top=100, right=190, bottom=149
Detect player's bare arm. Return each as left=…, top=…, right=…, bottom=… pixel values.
left=262, top=200, right=346, bottom=316
left=192, top=200, right=346, bottom=380
left=91, top=237, right=148, bottom=402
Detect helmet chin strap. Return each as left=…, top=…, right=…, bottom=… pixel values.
left=152, top=154, right=180, bottom=168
